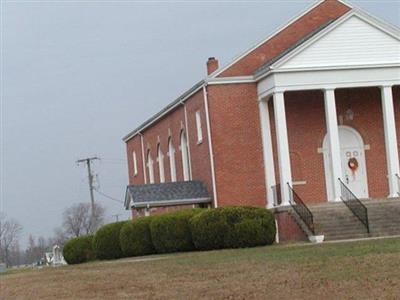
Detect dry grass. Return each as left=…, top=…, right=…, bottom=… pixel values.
left=2, top=237, right=400, bottom=300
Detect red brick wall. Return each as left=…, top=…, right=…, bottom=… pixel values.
left=131, top=204, right=197, bottom=218
left=125, top=89, right=213, bottom=195
left=185, top=90, right=213, bottom=193
left=275, top=211, right=308, bottom=242
left=218, top=0, right=350, bottom=77
left=126, top=135, right=145, bottom=185
left=207, top=83, right=267, bottom=207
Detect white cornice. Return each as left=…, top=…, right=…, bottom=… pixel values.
left=206, top=76, right=255, bottom=85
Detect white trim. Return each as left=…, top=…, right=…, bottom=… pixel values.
left=207, top=76, right=255, bottom=85
left=195, top=110, right=203, bottom=144
left=140, top=134, right=147, bottom=184
left=268, top=11, right=400, bottom=72
left=133, top=151, right=138, bottom=176
left=209, top=0, right=352, bottom=78
left=267, top=63, right=400, bottom=75
left=323, top=89, right=343, bottom=202
left=157, top=144, right=165, bottom=183
left=322, top=125, right=369, bottom=201
left=257, top=66, right=400, bottom=98
left=258, top=98, right=276, bottom=208
left=168, top=138, right=177, bottom=182
left=146, top=150, right=155, bottom=184
left=182, top=103, right=193, bottom=180
left=180, top=130, right=190, bottom=181
left=293, top=181, right=307, bottom=186
left=203, top=85, right=218, bottom=208
left=123, top=83, right=204, bottom=142
left=273, top=91, right=292, bottom=206
left=380, top=86, right=400, bottom=197
left=131, top=197, right=211, bottom=209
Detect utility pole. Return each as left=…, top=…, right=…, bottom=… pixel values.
left=76, top=157, right=99, bottom=227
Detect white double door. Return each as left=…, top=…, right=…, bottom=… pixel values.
left=324, top=126, right=369, bottom=201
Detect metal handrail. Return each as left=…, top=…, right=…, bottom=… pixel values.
left=287, top=183, right=315, bottom=235
left=338, top=179, right=370, bottom=233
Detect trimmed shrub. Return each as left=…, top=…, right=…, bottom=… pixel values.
left=63, top=235, right=96, bottom=264
left=150, top=209, right=203, bottom=253
left=190, top=206, right=276, bottom=250
left=120, top=217, right=155, bottom=257
left=93, top=221, right=127, bottom=260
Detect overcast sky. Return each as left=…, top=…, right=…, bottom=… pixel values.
left=1, top=0, right=399, bottom=246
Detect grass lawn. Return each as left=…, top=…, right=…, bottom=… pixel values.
left=2, top=237, right=400, bottom=300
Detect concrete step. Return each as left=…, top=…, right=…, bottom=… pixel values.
left=302, top=198, right=400, bottom=241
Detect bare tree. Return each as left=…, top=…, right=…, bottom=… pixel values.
left=62, top=203, right=105, bottom=237
left=0, top=213, right=23, bottom=267
left=48, top=227, right=68, bottom=247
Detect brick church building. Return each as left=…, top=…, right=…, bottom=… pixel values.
left=123, top=0, right=400, bottom=241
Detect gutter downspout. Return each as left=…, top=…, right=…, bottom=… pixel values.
left=139, top=133, right=147, bottom=184
left=181, top=101, right=193, bottom=180
left=203, top=85, right=218, bottom=208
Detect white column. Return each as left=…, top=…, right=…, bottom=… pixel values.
left=273, top=92, right=292, bottom=206
left=381, top=85, right=400, bottom=198
left=324, top=88, right=342, bottom=201
left=259, top=98, right=276, bottom=208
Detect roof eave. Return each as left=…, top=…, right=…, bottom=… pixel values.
left=130, top=197, right=211, bottom=209
left=122, top=80, right=205, bottom=142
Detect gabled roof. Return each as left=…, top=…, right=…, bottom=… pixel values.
left=125, top=181, right=211, bottom=209
left=254, top=9, right=400, bottom=79
left=253, top=19, right=336, bottom=78
left=210, top=0, right=352, bottom=78
left=122, top=80, right=204, bottom=142
left=122, top=1, right=364, bottom=142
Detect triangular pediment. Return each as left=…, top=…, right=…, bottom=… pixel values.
left=277, top=14, right=400, bottom=69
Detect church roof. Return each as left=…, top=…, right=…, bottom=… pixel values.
left=125, top=181, right=211, bottom=209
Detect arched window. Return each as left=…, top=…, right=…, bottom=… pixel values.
left=146, top=150, right=154, bottom=184
left=157, top=144, right=165, bottom=183
left=168, top=138, right=177, bottom=182
left=132, top=151, right=138, bottom=176
left=181, top=131, right=190, bottom=181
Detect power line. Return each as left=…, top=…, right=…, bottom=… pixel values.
left=94, top=189, right=124, bottom=204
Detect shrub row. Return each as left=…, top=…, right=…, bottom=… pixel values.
left=190, top=206, right=276, bottom=250
left=63, top=206, right=276, bottom=264
left=63, top=235, right=96, bottom=265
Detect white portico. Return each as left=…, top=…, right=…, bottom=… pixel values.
left=256, top=10, right=400, bottom=207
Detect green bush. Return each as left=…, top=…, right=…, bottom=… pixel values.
left=150, top=209, right=203, bottom=253
left=120, top=217, right=155, bottom=257
left=93, top=221, right=127, bottom=260
left=63, top=235, right=96, bottom=264
left=190, top=206, right=276, bottom=250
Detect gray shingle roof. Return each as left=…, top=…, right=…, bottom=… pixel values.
left=125, top=181, right=211, bottom=209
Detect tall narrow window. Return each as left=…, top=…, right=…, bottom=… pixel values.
left=146, top=150, right=154, bottom=184
left=195, top=111, right=203, bottom=143
left=157, top=144, right=165, bottom=183
left=168, top=138, right=177, bottom=182
left=181, top=131, right=190, bottom=181
left=132, top=151, right=138, bottom=176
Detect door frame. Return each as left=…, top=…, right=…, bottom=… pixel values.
left=322, top=125, right=369, bottom=202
